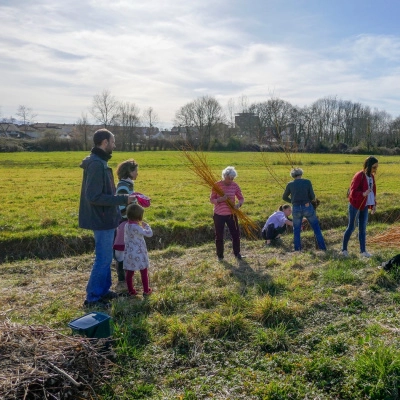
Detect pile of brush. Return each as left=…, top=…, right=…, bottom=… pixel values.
left=0, top=320, right=115, bottom=399
left=370, top=224, right=400, bottom=248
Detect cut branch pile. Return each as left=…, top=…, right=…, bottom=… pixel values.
left=181, top=147, right=259, bottom=239
left=0, top=320, right=115, bottom=399
left=370, top=224, right=400, bottom=248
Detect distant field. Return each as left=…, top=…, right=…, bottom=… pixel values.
left=0, top=151, right=399, bottom=259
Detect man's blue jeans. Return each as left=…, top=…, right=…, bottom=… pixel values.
left=292, top=204, right=326, bottom=251
left=342, top=204, right=368, bottom=253
left=86, top=229, right=114, bottom=302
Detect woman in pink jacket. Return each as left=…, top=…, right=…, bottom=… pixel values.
left=341, top=156, right=378, bottom=258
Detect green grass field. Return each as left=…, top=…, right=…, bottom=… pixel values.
left=1, top=151, right=399, bottom=242
left=2, top=151, right=400, bottom=399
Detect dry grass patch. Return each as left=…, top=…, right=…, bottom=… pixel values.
left=0, top=256, right=93, bottom=327
left=2, top=234, right=400, bottom=399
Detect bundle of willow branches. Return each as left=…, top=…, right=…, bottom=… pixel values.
left=181, top=147, right=259, bottom=239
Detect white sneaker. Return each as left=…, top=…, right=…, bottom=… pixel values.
left=340, top=250, right=349, bottom=257
left=361, top=251, right=372, bottom=258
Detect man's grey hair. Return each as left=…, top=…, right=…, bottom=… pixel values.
left=222, top=166, right=238, bottom=179
left=290, top=168, right=303, bottom=178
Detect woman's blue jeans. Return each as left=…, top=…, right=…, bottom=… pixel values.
left=292, top=204, right=326, bottom=251
left=342, top=204, right=368, bottom=253
left=86, top=229, right=114, bottom=302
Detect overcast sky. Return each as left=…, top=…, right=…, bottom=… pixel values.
left=1, top=0, right=400, bottom=128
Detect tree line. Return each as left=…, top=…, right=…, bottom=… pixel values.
left=2, top=90, right=400, bottom=153
left=174, top=94, right=400, bottom=153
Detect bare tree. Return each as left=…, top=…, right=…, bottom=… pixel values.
left=249, top=98, right=293, bottom=144
left=174, top=103, right=196, bottom=143
left=370, top=109, right=392, bottom=148
left=142, top=107, right=159, bottom=137
left=239, top=95, right=249, bottom=113
left=175, top=95, right=225, bottom=149
left=226, top=98, right=236, bottom=129
left=221, top=98, right=238, bottom=142
left=389, top=116, right=400, bottom=147
left=0, top=107, right=6, bottom=137
left=16, top=105, right=37, bottom=135
left=248, top=103, right=269, bottom=143
left=267, top=98, right=293, bottom=140
left=0, top=115, right=17, bottom=137
left=119, top=102, right=141, bottom=150
left=74, top=113, right=91, bottom=151
left=90, top=89, right=119, bottom=128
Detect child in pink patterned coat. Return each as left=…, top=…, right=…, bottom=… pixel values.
left=123, top=203, right=153, bottom=296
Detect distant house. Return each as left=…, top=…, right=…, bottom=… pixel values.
left=30, top=123, right=76, bottom=140
left=60, top=124, right=75, bottom=135
left=149, top=131, right=164, bottom=140
left=133, top=126, right=160, bottom=140
left=160, top=128, right=184, bottom=141
left=2, top=121, right=189, bottom=143
left=0, top=123, right=23, bottom=138
left=22, top=127, right=41, bottom=139
left=169, top=126, right=201, bottom=141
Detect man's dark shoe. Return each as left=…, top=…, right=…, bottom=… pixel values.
left=101, top=291, right=119, bottom=301
left=235, top=254, right=243, bottom=260
left=83, top=299, right=111, bottom=309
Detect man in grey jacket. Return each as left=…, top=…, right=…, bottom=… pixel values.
left=79, top=129, right=133, bottom=308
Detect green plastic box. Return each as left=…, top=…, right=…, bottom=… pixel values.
left=68, top=312, right=112, bottom=338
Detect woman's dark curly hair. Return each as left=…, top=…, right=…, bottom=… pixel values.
left=116, top=159, right=138, bottom=180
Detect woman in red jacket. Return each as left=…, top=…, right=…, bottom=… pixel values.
left=341, top=156, right=378, bottom=258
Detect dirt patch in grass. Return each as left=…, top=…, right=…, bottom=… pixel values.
left=2, top=210, right=397, bottom=263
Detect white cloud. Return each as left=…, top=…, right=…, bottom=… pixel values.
left=1, top=0, right=400, bottom=127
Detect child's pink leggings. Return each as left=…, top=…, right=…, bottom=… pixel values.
left=125, top=269, right=149, bottom=295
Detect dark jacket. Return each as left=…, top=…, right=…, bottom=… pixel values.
left=282, top=178, right=316, bottom=206
left=79, top=151, right=128, bottom=230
